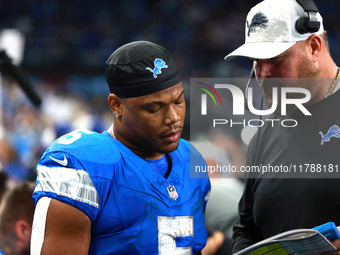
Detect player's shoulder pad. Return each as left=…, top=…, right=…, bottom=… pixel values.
left=41, top=129, right=121, bottom=167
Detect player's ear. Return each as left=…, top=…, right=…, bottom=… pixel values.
left=108, top=94, right=122, bottom=116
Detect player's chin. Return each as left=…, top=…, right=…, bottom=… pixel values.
left=158, top=138, right=181, bottom=153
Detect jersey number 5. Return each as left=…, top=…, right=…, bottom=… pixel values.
left=158, top=216, right=194, bottom=255
left=58, top=129, right=94, bottom=145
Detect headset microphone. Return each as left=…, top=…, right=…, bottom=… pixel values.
left=245, top=68, right=255, bottom=98
left=245, top=68, right=256, bottom=111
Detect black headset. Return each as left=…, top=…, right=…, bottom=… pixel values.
left=295, top=0, right=321, bottom=34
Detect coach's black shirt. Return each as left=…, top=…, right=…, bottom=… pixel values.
left=232, top=88, right=340, bottom=253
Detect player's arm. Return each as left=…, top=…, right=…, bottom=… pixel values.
left=31, top=198, right=91, bottom=255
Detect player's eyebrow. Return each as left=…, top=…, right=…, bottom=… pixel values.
left=143, top=90, right=184, bottom=107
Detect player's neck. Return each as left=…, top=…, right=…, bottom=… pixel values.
left=107, top=125, right=164, bottom=160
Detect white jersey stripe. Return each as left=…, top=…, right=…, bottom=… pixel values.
left=31, top=197, right=51, bottom=255
left=36, top=165, right=99, bottom=208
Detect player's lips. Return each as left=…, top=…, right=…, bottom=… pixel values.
left=160, top=130, right=181, bottom=143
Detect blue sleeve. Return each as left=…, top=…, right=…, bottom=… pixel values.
left=32, top=149, right=100, bottom=223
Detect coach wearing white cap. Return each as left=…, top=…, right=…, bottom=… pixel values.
left=224, top=0, right=340, bottom=253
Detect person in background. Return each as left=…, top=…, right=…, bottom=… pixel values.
left=193, top=138, right=244, bottom=255
left=0, top=181, right=35, bottom=255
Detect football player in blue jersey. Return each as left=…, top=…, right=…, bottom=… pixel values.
left=30, top=41, right=211, bottom=255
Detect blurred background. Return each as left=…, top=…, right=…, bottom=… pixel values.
left=0, top=0, right=339, bottom=184
left=0, top=1, right=339, bottom=254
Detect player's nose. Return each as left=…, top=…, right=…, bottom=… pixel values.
left=164, top=105, right=181, bottom=126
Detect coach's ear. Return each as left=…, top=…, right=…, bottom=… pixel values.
left=308, top=34, right=322, bottom=64
left=108, top=94, right=122, bottom=116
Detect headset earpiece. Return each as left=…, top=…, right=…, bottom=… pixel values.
left=295, top=0, right=321, bottom=34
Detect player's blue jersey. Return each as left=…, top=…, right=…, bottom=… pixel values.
left=33, top=129, right=210, bottom=254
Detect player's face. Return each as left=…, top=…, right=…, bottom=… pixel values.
left=253, top=40, right=320, bottom=111
left=116, top=82, right=186, bottom=159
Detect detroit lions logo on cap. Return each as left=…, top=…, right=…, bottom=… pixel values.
left=146, top=58, right=168, bottom=78
left=247, top=12, right=269, bottom=37
left=319, top=124, right=340, bottom=145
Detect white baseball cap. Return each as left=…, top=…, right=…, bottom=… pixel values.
left=224, top=0, right=324, bottom=60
